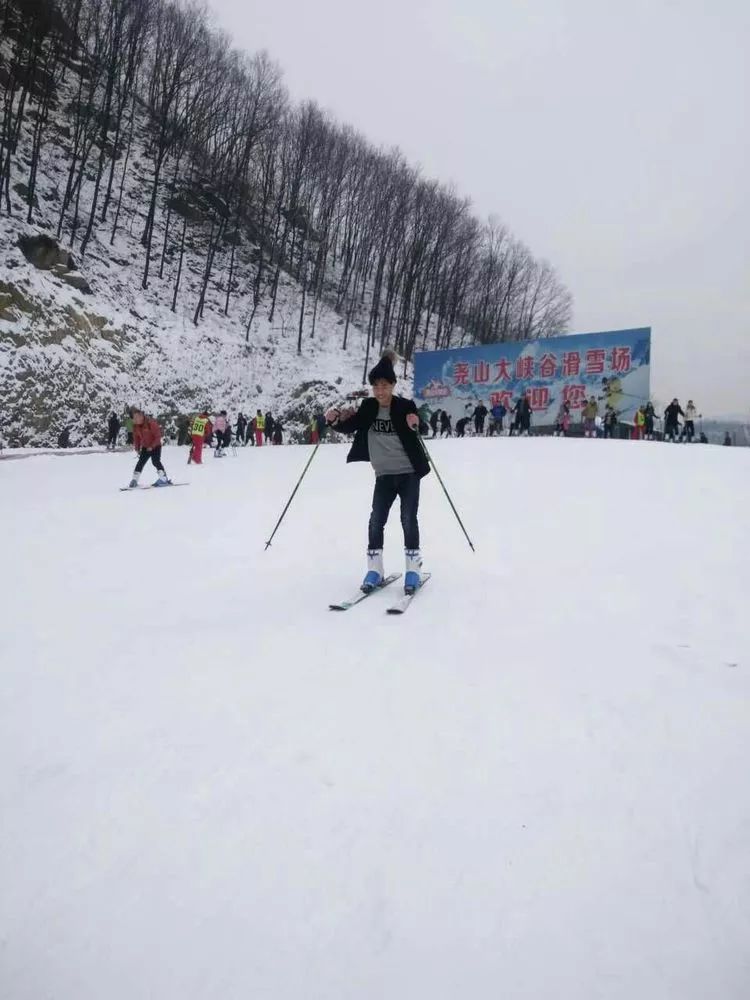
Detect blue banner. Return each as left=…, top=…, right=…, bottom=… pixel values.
left=413, top=328, right=651, bottom=426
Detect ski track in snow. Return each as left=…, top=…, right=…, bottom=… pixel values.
left=1, top=437, right=749, bottom=999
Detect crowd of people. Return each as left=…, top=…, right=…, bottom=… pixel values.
left=105, top=407, right=288, bottom=461
left=92, top=395, right=735, bottom=457
left=423, top=396, right=717, bottom=444
left=178, top=409, right=285, bottom=455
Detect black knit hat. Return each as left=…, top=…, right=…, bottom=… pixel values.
left=368, top=349, right=397, bottom=385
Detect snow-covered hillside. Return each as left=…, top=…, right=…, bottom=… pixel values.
left=0, top=40, right=392, bottom=448
left=2, top=437, right=749, bottom=998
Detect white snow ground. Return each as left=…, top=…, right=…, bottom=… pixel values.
left=1, top=437, right=749, bottom=999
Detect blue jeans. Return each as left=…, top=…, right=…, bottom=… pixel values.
left=368, top=473, right=420, bottom=550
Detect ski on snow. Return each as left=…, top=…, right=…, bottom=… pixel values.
left=386, top=573, right=431, bottom=615
left=119, top=482, right=189, bottom=492
left=329, top=573, right=401, bottom=611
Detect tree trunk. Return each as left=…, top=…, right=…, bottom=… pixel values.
left=110, top=91, right=136, bottom=244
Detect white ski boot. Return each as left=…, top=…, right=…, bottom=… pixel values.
left=361, top=549, right=384, bottom=593
left=404, top=549, right=423, bottom=594
left=128, top=471, right=141, bottom=489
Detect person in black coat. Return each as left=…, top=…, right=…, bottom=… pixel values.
left=473, top=402, right=488, bottom=436
left=664, top=399, right=684, bottom=442
left=106, top=411, right=120, bottom=450
left=326, top=350, right=429, bottom=595
left=236, top=412, right=247, bottom=445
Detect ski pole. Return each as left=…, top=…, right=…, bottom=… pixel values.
left=416, top=433, right=475, bottom=552
left=264, top=443, right=320, bottom=550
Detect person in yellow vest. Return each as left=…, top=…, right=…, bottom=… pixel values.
left=310, top=416, right=320, bottom=444
left=255, top=409, right=265, bottom=447
left=633, top=406, right=646, bottom=440
left=189, top=409, right=212, bottom=464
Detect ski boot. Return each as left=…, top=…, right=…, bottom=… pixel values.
left=153, top=472, right=171, bottom=487
left=404, top=549, right=422, bottom=594
left=128, top=471, right=141, bottom=489
left=361, top=549, right=384, bottom=593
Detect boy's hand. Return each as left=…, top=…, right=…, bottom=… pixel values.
left=327, top=408, right=354, bottom=425
left=406, top=414, right=419, bottom=430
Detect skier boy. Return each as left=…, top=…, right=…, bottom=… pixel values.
left=128, top=410, right=170, bottom=487
left=325, top=350, right=430, bottom=595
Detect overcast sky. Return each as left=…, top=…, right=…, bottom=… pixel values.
left=208, top=0, right=748, bottom=415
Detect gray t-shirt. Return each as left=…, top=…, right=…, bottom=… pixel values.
left=368, top=406, right=414, bottom=477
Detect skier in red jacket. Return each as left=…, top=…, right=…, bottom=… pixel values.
left=128, top=409, right=170, bottom=488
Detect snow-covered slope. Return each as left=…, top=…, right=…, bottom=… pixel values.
left=1, top=437, right=748, bottom=998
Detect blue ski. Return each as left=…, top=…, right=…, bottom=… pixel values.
left=329, top=573, right=401, bottom=611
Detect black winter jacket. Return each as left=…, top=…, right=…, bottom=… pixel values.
left=334, top=396, right=430, bottom=479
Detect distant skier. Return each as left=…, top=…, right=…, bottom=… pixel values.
left=723, top=431, right=732, bottom=446
left=603, top=405, right=617, bottom=439
left=176, top=414, right=190, bottom=447
left=582, top=397, right=598, bottom=438
left=643, top=401, right=655, bottom=440
left=123, top=409, right=134, bottom=445
left=664, top=399, right=684, bottom=442
left=106, top=411, right=120, bottom=450
left=189, top=409, right=211, bottom=464
left=325, top=350, right=430, bottom=595
left=512, top=396, right=532, bottom=436
left=554, top=402, right=571, bottom=437
left=310, top=416, right=320, bottom=444
left=429, top=410, right=440, bottom=438
left=236, top=412, right=247, bottom=446
left=455, top=416, right=470, bottom=438
left=264, top=413, right=274, bottom=444
left=439, top=410, right=452, bottom=437
left=57, top=427, right=71, bottom=449
left=255, top=410, right=265, bottom=447
left=683, top=400, right=699, bottom=442
left=489, top=401, right=506, bottom=436
left=213, top=411, right=229, bottom=457
left=128, top=410, right=170, bottom=487
left=473, top=402, right=488, bottom=436
left=633, top=406, right=646, bottom=440
left=273, top=422, right=283, bottom=445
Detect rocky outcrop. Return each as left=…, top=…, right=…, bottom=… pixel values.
left=18, top=233, right=76, bottom=271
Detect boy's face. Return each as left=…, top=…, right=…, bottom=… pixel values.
left=133, top=411, right=144, bottom=426
left=372, top=379, right=394, bottom=407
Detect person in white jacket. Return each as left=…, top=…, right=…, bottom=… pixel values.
left=683, top=400, right=699, bottom=442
